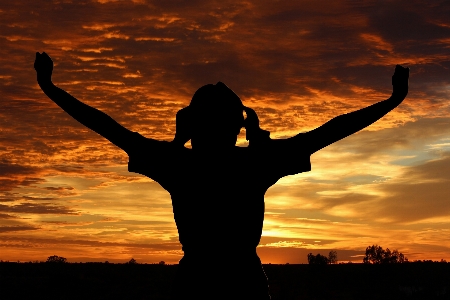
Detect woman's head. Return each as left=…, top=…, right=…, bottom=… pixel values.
left=182, top=82, right=245, bottom=149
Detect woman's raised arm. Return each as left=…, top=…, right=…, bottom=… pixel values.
left=34, top=52, right=142, bottom=153
left=291, top=65, right=409, bottom=155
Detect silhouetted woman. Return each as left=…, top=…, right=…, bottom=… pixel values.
left=34, top=52, right=409, bottom=299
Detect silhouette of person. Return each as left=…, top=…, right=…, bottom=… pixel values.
left=34, top=52, right=409, bottom=299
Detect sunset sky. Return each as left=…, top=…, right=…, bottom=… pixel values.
left=1, top=0, right=450, bottom=264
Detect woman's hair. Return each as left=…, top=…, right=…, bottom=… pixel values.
left=189, top=82, right=244, bottom=131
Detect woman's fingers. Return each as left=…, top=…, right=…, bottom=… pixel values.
left=243, top=106, right=259, bottom=128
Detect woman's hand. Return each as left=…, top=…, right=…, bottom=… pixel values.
left=34, top=52, right=53, bottom=84
left=172, top=106, right=192, bottom=146
left=243, top=106, right=270, bottom=144
left=243, top=106, right=259, bottom=126
left=392, top=65, right=409, bottom=100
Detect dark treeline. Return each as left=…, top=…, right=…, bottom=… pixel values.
left=306, top=245, right=448, bottom=265
left=1, top=262, right=449, bottom=299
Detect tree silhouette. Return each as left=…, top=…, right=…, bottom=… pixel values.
left=127, top=258, right=138, bottom=264
left=46, top=255, right=67, bottom=263
left=363, top=245, right=407, bottom=264
left=307, top=251, right=338, bottom=265
left=307, top=253, right=329, bottom=265
left=328, top=250, right=338, bottom=264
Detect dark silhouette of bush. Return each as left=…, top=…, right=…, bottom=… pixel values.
left=307, top=251, right=338, bottom=265
left=126, top=258, right=138, bottom=264
left=46, top=255, right=67, bottom=263
left=363, top=245, right=407, bottom=264
left=413, top=259, right=448, bottom=263
left=307, top=253, right=329, bottom=265
left=328, top=250, right=338, bottom=264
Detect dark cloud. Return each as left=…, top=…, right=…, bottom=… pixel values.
left=0, top=226, right=38, bottom=233
left=0, top=160, right=38, bottom=176
left=0, top=159, right=47, bottom=193
left=260, top=236, right=340, bottom=247
left=356, top=0, right=450, bottom=43
left=44, top=186, right=74, bottom=191
left=0, top=213, right=19, bottom=219
left=22, top=196, right=57, bottom=201
left=41, top=220, right=93, bottom=226
left=0, top=178, right=45, bottom=192
left=0, top=235, right=180, bottom=251
left=0, top=203, right=79, bottom=215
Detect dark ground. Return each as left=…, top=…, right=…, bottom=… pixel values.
left=0, top=262, right=449, bottom=299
